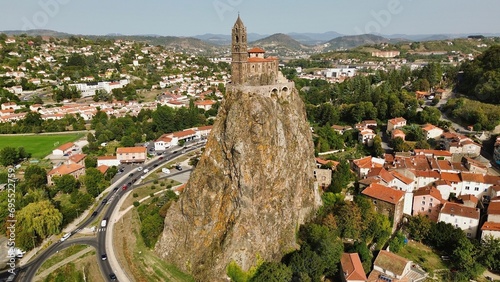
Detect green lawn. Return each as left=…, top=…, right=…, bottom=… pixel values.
left=0, top=133, right=84, bottom=159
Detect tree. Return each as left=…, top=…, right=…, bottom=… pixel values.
left=84, top=155, right=97, bottom=168
left=451, top=236, right=484, bottom=279
left=299, top=224, right=344, bottom=276
left=287, top=245, right=326, bottom=282
left=17, top=200, right=63, bottom=250
left=0, top=146, right=18, bottom=166
left=406, top=215, right=432, bottom=242
left=250, top=262, right=292, bottom=282
left=479, top=235, right=500, bottom=272
left=389, top=231, right=406, bottom=253
left=120, top=136, right=135, bottom=147
left=54, top=174, right=80, bottom=194
left=83, top=168, right=107, bottom=197
left=372, top=135, right=384, bottom=157
left=335, top=202, right=362, bottom=239
left=328, top=159, right=353, bottom=194
left=24, top=165, right=47, bottom=187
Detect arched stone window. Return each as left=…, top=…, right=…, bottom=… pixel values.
left=235, top=35, right=239, bottom=43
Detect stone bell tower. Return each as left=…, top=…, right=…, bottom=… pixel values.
left=231, top=15, right=248, bottom=85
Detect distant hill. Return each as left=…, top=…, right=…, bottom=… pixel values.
left=250, top=33, right=308, bottom=51
left=0, top=29, right=72, bottom=38
left=194, top=33, right=267, bottom=45
left=323, top=34, right=402, bottom=51
left=288, top=31, right=344, bottom=45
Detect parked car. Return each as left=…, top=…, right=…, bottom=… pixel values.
left=162, top=168, right=170, bottom=174
left=175, top=164, right=182, bottom=171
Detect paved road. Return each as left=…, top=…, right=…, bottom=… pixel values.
left=5, top=142, right=204, bottom=282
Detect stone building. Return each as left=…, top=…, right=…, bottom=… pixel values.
left=231, top=15, right=280, bottom=86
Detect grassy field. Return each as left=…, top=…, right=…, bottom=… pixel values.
left=37, top=244, right=90, bottom=274
left=0, top=133, right=84, bottom=159
left=396, top=240, right=450, bottom=281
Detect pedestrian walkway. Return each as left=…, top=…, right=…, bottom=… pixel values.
left=33, top=247, right=94, bottom=281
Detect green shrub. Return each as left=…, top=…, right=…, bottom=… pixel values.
left=133, top=201, right=140, bottom=207
left=133, top=193, right=138, bottom=198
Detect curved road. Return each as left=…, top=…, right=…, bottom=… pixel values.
left=4, top=142, right=203, bottom=282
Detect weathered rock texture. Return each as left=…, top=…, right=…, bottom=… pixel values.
left=155, top=84, right=320, bottom=281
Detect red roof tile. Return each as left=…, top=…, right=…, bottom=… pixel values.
left=362, top=183, right=405, bottom=205
left=341, top=253, right=367, bottom=281
left=441, top=202, right=479, bottom=219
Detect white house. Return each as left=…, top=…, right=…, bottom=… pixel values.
left=52, top=142, right=75, bottom=156
left=387, top=117, right=406, bottom=133
left=358, top=128, right=376, bottom=146
left=97, top=156, right=120, bottom=167
left=438, top=202, right=480, bottom=238
left=422, top=124, right=444, bottom=140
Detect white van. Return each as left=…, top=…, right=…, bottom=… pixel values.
left=60, top=233, right=71, bottom=242
left=101, top=219, right=107, bottom=227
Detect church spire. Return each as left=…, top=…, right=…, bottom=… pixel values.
left=231, top=15, right=248, bottom=85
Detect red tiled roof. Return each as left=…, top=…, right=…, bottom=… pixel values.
left=488, top=201, right=500, bottom=215
left=388, top=117, right=406, bottom=125
left=482, top=221, right=500, bottom=231
left=367, top=167, right=395, bottom=183
left=197, top=125, right=213, bottom=131
left=316, top=158, right=339, bottom=167
left=248, top=47, right=265, bottom=53
left=460, top=172, right=484, bottom=183
left=156, top=134, right=172, bottom=143
left=116, top=147, right=147, bottom=154
left=48, top=163, right=84, bottom=175
left=362, top=183, right=405, bottom=205
left=414, top=185, right=444, bottom=202
left=441, top=172, right=461, bottom=183
left=97, top=156, right=117, bottom=160
left=68, top=153, right=86, bottom=163
left=97, top=165, right=109, bottom=174
left=441, top=202, right=479, bottom=219
left=341, top=253, right=367, bottom=281
left=391, top=171, right=414, bottom=185
left=56, top=142, right=74, bottom=152
left=173, top=129, right=196, bottom=138
left=485, top=175, right=500, bottom=186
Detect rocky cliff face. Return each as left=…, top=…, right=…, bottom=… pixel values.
left=155, top=84, right=320, bottom=281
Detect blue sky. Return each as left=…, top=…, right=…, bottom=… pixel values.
left=1, top=0, right=499, bottom=36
